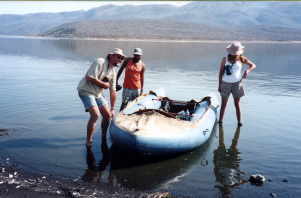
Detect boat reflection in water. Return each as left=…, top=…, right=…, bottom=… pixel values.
left=81, top=124, right=217, bottom=191
left=109, top=124, right=218, bottom=191
left=213, top=125, right=248, bottom=197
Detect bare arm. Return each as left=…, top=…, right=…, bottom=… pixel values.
left=110, top=90, right=117, bottom=116
left=116, top=58, right=128, bottom=84
left=140, top=65, right=145, bottom=95
left=86, top=76, right=110, bottom=89
left=242, top=56, right=256, bottom=79
left=218, top=57, right=226, bottom=91
left=84, top=59, right=109, bottom=89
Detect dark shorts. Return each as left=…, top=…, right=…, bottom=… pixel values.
left=122, top=88, right=140, bottom=104
left=220, top=81, right=245, bottom=99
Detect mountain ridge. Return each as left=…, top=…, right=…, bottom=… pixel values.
left=1, top=2, right=301, bottom=40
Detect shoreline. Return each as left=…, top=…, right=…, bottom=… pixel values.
left=1, top=34, right=301, bottom=44
left=0, top=158, right=166, bottom=198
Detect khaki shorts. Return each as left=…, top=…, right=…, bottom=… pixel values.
left=220, top=81, right=245, bottom=99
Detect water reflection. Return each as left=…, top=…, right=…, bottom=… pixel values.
left=109, top=125, right=217, bottom=191
left=213, top=126, right=247, bottom=197
left=111, top=148, right=206, bottom=191
left=82, top=136, right=112, bottom=184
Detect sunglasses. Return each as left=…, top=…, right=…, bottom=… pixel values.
left=115, top=55, right=124, bottom=60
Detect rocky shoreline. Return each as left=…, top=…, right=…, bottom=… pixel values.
left=0, top=158, right=170, bottom=198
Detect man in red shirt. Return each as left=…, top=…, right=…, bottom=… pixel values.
left=116, top=48, right=145, bottom=111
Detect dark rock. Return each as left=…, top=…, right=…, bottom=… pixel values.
left=282, top=179, right=288, bottom=182
left=270, top=192, right=277, bottom=197
left=249, top=174, right=266, bottom=185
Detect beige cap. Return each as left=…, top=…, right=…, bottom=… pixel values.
left=133, top=48, right=143, bottom=56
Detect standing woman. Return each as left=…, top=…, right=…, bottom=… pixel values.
left=77, top=48, right=125, bottom=147
left=218, top=42, right=256, bottom=126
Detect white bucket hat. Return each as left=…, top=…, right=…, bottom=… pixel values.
left=133, top=48, right=143, bottom=56
left=110, top=48, right=125, bottom=57
left=226, top=41, right=245, bottom=55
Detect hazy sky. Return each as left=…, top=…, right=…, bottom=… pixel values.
left=0, top=1, right=188, bottom=15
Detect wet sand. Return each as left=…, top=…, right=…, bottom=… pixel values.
left=0, top=159, right=170, bottom=198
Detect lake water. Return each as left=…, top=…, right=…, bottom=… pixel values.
left=0, top=37, right=301, bottom=197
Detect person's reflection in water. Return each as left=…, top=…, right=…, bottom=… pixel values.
left=213, top=125, right=247, bottom=198
left=82, top=131, right=112, bottom=184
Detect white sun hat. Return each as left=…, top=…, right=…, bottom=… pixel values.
left=226, top=41, right=245, bottom=55
left=110, top=48, right=125, bottom=57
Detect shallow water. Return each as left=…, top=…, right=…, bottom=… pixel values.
left=0, top=37, right=301, bottom=197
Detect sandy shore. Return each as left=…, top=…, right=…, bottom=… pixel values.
left=1, top=35, right=301, bottom=44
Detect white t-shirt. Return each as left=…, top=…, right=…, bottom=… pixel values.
left=222, top=59, right=245, bottom=83
left=77, top=58, right=117, bottom=97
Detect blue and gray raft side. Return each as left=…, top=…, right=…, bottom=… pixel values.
left=110, top=91, right=220, bottom=156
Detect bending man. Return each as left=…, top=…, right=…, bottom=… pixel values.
left=77, top=48, right=125, bottom=147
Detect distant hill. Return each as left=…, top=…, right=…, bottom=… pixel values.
left=40, top=19, right=301, bottom=41
left=1, top=2, right=301, bottom=40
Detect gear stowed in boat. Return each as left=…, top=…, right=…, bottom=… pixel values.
left=110, top=89, right=220, bottom=156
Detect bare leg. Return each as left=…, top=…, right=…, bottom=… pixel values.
left=219, top=96, right=229, bottom=124
left=99, top=105, right=112, bottom=141
left=119, top=102, right=127, bottom=111
left=99, top=113, right=111, bottom=172
left=234, top=97, right=242, bottom=126
left=120, top=98, right=135, bottom=111
left=120, top=90, right=127, bottom=112
left=86, top=106, right=100, bottom=145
